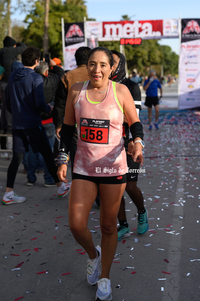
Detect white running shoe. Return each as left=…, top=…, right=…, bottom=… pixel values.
left=95, top=278, right=112, bottom=300
left=57, top=182, right=71, bottom=197
left=2, top=192, right=26, bottom=205
left=87, top=245, right=101, bottom=285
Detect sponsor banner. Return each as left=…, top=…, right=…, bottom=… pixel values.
left=179, top=92, right=200, bottom=110
left=86, top=19, right=179, bottom=41
left=178, top=38, right=200, bottom=109
left=65, top=22, right=85, bottom=46
left=63, top=22, right=85, bottom=70
left=86, top=21, right=102, bottom=39
left=181, top=19, right=200, bottom=43
left=64, top=42, right=85, bottom=71
left=163, top=19, right=179, bottom=37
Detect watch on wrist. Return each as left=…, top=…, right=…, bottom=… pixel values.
left=134, top=139, right=145, bottom=148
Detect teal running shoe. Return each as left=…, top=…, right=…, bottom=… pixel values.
left=117, top=225, right=130, bottom=241
left=137, top=209, right=149, bottom=234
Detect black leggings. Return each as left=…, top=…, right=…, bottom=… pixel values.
left=7, top=150, right=59, bottom=188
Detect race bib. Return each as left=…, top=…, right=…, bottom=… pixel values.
left=80, top=118, right=109, bottom=144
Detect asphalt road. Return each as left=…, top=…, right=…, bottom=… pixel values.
left=1, top=97, right=200, bottom=301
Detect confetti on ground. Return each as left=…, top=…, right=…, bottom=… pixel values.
left=37, top=270, right=49, bottom=275
left=162, top=271, right=171, bottom=275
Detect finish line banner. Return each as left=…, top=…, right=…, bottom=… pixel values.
left=179, top=19, right=200, bottom=110
left=86, top=19, right=179, bottom=41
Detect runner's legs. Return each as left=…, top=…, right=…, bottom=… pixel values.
left=99, top=182, right=126, bottom=279
left=69, top=179, right=98, bottom=260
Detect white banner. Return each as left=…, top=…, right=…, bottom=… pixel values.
left=178, top=41, right=200, bottom=109
left=163, top=19, right=179, bottom=37
left=64, top=42, right=85, bottom=71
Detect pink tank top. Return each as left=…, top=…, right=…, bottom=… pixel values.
left=73, top=80, right=127, bottom=177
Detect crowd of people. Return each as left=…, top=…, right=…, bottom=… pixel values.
left=0, top=36, right=171, bottom=301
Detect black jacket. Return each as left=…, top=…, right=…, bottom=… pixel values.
left=40, top=65, right=65, bottom=121
left=0, top=43, right=26, bottom=82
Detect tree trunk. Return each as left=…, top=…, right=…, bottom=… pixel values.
left=43, top=0, right=49, bottom=55
left=7, top=0, right=11, bottom=36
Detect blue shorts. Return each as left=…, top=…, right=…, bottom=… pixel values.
left=12, top=126, right=51, bottom=153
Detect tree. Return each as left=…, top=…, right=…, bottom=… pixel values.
left=43, top=0, right=50, bottom=53
left=159, top=45, right=179, bottom=75
left=0, top=0, right=12, bottom=46
left=21, top=0, right=88, bottom=59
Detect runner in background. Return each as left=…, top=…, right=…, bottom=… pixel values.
left=57, top=47, right=144, bottom=301
left=111, top=50, right=149, bottom=240
left=143, top=70, right=162, bottom=130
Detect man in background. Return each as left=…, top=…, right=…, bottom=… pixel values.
left=2, top=47, right=69, bottom=205
left=0, top=36, right=26, bottom=149
left=53, top=46, right=91, bottom=173
left=131, top=71, right=142, bottom=85
left=26, top=59, right=64, bottom=187
left=143, top=70, right=162, bottom=130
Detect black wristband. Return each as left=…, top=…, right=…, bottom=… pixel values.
left=60, top=123, right=75, bottom=153
left=130, top=122, right=144, bottom=141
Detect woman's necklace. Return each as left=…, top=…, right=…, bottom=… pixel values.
left=89, top=82, right=108, bottom=94
left=98, top=88, right=107, bottom=94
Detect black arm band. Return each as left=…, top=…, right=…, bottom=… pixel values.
left=130, top=122, right=144, bottom=141
left=60, top=123, right=75, bottom=154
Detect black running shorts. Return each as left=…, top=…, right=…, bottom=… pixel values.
left=72, top=173, right=127, bottom=184
left=126, top=154, right=140, bottom=182
left=145, top=96, right=159, bottom=108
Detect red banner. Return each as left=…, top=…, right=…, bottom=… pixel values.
left=102, top=20, right=163, bottom=40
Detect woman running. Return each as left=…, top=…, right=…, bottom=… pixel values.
left=56, top=47, right=144, bottom=301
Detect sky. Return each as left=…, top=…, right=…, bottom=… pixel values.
left=11, top=0, right=200, bottom=55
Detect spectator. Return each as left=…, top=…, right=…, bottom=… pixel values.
left=51, top=57, right=62, bottom=68
left=131, top=71, right=142, bottom=85
left=2, top=47, right=70, bottom=205
left=53, top=46, right=91, bottom=173
left=0, top=36, right=26, bottom=142
left=167, top=74, right=173, bottom=87
left=143, top=70, right=162, bottom=130
left=26, top=59, right=65, bottom=187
